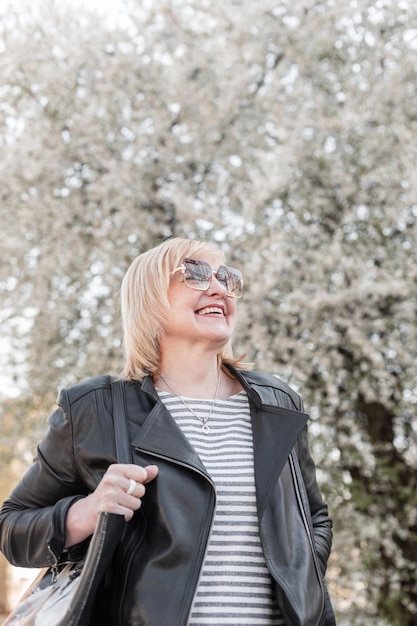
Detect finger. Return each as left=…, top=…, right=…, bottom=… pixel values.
left=119, top=464, right=150, bottom=484
left=143, top=465, right=159, bottom=483
left=120, top=464, right=159, bottom=485
left=124, top=477, right=145, bottom=498
left=126, top=478, right=137, bottom=496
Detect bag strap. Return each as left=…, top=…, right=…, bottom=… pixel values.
left=63, top=381, right=131, bottom=625
left=111, top=378, right=132, bottom=465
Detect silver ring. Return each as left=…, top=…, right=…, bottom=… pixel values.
left=126, top=478, right=137, bottom=496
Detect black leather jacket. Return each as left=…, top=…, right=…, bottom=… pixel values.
left=0, top=366, right=336, bottom=626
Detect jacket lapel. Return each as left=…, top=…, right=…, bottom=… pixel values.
left=233, top=368, right=309, bottom=516
left=126, top=379, right=207, bottom=474
left=250, top=403, right=308, bottom=516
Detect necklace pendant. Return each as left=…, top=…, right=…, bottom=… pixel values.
left=202, top=423, right=210, bottom=434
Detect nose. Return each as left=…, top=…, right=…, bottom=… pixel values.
left=207, top=273, right=227, bottom=297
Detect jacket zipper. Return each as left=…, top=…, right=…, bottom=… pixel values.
left=46, top=545, right=77, bottom=583
left=288, top=452, right=325, bottom=626
left=47, top=548, right=60, bottom=583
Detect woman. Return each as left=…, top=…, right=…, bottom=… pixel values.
left=0, top=237, right=336, bottom=626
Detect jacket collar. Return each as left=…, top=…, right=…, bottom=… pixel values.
left=130, top=368, right=308, bottom=503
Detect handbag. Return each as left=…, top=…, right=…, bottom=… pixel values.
left=4, top=379, right=131, bottom=626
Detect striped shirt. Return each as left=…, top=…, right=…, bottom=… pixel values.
left=157, top=389, right=285, bottom=626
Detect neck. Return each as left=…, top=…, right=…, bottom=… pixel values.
left=156, top=356, right=221, bottom=398
left=160, top=367, right=221, bottom=402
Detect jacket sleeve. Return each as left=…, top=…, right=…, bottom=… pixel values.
left=296, top=424, right=333, bottom=576
left=0, top=398, right=90, bottom=568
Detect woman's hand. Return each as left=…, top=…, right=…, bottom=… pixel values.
left=65, top=463, right=159, bottom=548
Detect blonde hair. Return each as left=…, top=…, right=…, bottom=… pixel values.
left=121, top=237, right=244, bottom=381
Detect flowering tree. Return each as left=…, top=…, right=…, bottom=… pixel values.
left=1, top=0, right=416, bottom=622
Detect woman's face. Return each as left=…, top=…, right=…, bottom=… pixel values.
left=161, top=254, right=238, bottom=352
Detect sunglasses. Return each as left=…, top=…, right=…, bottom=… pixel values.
left=171, top=257, right=243, bottom=298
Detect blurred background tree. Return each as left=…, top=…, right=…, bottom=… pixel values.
left=1, top=0, right=416, bottom=623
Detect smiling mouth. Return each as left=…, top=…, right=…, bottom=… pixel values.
left=197, top=306, right=224, bottom=316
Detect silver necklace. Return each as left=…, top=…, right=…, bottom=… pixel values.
left=159, top=370, right=221, bottom=434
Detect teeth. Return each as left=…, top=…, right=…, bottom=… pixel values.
left=198, top=307, right=223, bottom=315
